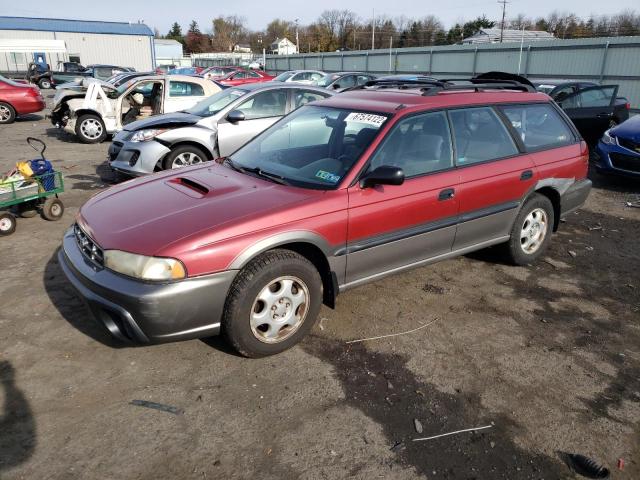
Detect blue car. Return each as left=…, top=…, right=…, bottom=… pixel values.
left=595, top=115, right=640, bottom=178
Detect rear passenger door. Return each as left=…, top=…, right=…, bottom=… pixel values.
left=165, top=80, right=206, bottom=112
left=557, top=85, right=618, bottom=139
left=450, top=106, right=535, bottom=250
left=345, top=111, right=459, bottom=286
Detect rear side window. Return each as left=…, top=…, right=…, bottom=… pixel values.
left=292, top=89, right=328, bottom=108
left=449, top=107, right=518, bottom=165
left=501, top=104, right=574, bottom=150
left=169, top=81, right=204, bottom=97
left=368, top=111, right=453, bottom=177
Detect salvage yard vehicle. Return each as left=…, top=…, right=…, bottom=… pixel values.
left=316, top=72, right=376, bottom=92
left=109, top=83, right=333, bottom=175
left=50, top=75, right=221, bottom=143
left=51, top=64, right=134, bottom=88
left=273, top=70, right=326, bottom=84
left=201, top=66, right=242, bottom=80
left=216, top=69, right=274, bottom=87
left=59, top=77, right=591, bottom=357
left=595, top=115, right=640, bottom=178
left=531, top=79, right=630, bottom=142
left=0, top=74, right=46, bottom=124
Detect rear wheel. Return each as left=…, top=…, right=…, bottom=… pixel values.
left=0, top=102, right=16, bottom=124
left=38, top=78, right=52, bottom=89
left=222, top=249, right=323, bottom=358
left=0, top=213, right=16, bottom=236
left=163, top=145, right=208, bottom=170
left=42, top=198, right=64, bottom=221
left=504, top=193, right=554, bottom=265
left=76, top=114, right=107, bottom=143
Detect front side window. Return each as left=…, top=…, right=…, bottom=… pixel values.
left=501, top=104, right=574, bottom=150
left=236, top=90, right=287, bottom=119
left=230, top=106, right=388, bottom=189
left=169, top=81, right=205, bottom=97
left=337, top=75, right=357, bottom=88
left=274, top=71, right=294, bottom=82
left=449, top=107, right=518, bottom=165
left=368, top=111, right=453, bottom=177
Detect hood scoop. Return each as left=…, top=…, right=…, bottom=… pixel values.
left=167, top=177, right=210, bottom=198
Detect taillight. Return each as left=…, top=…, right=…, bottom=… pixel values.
left=27, top=87, right=39, bottom=97
left=626, top=102, right=631, bottom=110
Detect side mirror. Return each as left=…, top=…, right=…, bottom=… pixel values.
left=360, top=166, right=405, bottom=189
left=226, top=110, right=245, bottom=123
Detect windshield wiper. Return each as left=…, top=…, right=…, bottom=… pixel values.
left=224, top=158, right=289, bottom=185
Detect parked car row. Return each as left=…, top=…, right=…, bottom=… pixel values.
left=58, top=76, right=599, bottom=358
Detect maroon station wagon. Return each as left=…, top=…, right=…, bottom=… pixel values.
left=59, top=78, right=591, bottom=357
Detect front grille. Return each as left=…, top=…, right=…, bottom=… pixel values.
left=109, top=142, right=123, bottom=161
left=610, top=153, right=640, bottom=173
left=618, top=137, right=640, bottom=154
left=74, top=223, right=104, bottom=267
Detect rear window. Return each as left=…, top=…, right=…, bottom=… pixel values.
left=500, top=104, right=574, bottom=150
left=449, top=107, right=518, bottom=165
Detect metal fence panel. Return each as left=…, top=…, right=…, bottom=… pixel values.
left=266, top=36, right=640, bottom=111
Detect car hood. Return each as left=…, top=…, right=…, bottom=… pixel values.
left=78, top=163, right=321, bottom=257
left=122, top=112, right=203, bottom=132
left=612, top=115, right=640, bottom=142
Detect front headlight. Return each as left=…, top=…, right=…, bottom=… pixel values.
left=601, top=129, right=618, bottom=146
left=104, top=250, right=186, bottom=281
left=130, top=128, right=169, bottom=142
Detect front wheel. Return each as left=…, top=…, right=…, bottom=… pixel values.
left=222, top=249, right=323, bottom=358
left=162, top=145, right=208, bottom=170
left=75, top=114, right=107, bottom=143
left=504, top=193, right=554, bottom=266
left=0, top=213, right=16, bottom=236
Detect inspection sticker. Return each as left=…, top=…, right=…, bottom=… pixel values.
left=345, top=112, right=386, bottom=127
left=315, top=170, right=341, bottom=183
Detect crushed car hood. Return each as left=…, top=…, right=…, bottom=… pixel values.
left=122, top=112, right=203, bottom=132
left=612, top=115, right=640, bottom=143
left=78, top=163, right=322, bottom=256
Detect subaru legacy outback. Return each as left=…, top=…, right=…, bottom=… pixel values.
left=59, top=78, right=591, bottom=357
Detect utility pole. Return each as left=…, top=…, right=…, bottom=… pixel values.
left=498, top=0, right=509, bottom=43
left=389, top=36, right=393, bottom=72
left=295, top=18, right=300, bottom=54
left=372, top=8, right=375, bottom=49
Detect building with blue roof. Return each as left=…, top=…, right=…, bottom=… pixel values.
left=0, top=16, right=155, bottom=74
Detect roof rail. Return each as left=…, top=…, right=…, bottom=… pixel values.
left=344, top=78, right=446, bottom=92
left=421, top=81, right=536, bottom=96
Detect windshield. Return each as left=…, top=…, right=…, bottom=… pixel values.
left=185, top=88, right=248, bottom=117
left=316, top=74, right=339, bottom=87
left=107, top=79, right=135, bottom=99
left=229, top=105, right=389, bottom=189
left=274, top=72, right=294, bottom=82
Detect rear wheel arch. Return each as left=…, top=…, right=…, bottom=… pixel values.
left=532, top=187, right=561, bottom=231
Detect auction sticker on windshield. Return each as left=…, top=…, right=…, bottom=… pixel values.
left=345, top=112, right=386, bottom=127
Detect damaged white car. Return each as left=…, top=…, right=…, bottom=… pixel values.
left=50, top=75, right=221, bottom=143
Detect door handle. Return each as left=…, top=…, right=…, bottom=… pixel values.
left=520, top=170, right=533, bottom=181
left=438, top=188, right=455, bottom=201
left=596, top=112, right=613, bottom=118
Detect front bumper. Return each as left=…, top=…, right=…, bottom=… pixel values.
left=595, top=141, right=640, bottom=178
left=58, top=227, right=237, bottom=344
left=108, top=138, right=170, bottom=176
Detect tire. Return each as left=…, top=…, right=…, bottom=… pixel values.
left=222, top=249, right=323, bottom=358
left=42, top=198, right=64, bottom=221
left=75, top=114, right=107, bottom=143
left=38, top=78, right=52, bottom=89
left=0, top=213, right=16, bottom=236
left=0, top=102, right=16, bottom=124
left=19, top=207, right=38, bottom=218
left=162, top=145, right=209, bottom=170
left=504, top=193, right=554, bottom=266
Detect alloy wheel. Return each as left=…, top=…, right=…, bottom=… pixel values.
left=520, top=208, right=548, bottom=254
left=0, top=105, right=11, bottom=122
left=171, top=152, right=204, bottom=169
left=250, top=276, right=310, bottom=344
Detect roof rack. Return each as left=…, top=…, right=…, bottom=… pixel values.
left=345, top=77, right=536, bottom=95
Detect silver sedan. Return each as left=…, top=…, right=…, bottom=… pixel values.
left=108, top=83, right=333, bottom=176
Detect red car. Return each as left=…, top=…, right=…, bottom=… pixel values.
left=201, top=66, right=243, bottom=80
left=59, top=78, right=591, bottom=357
left=217, top=69, right=274, bottom=86
left=0, top=74, right=46, bottom=124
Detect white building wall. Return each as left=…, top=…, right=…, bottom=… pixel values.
left=0, top=29, right=153, bottom=72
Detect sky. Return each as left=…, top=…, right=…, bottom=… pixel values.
left=4, top=0, right=639, bottom=33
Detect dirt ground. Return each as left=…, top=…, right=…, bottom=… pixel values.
left=1, top=95, right=639, bottom=480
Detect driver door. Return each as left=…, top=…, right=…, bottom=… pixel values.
left=216, top=89, right=288, bottom=157
left=558, top=85, right=619, bottom=139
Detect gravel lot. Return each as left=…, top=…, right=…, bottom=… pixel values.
left=1, top=95, right=639, bottom=480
